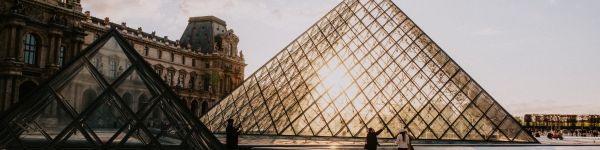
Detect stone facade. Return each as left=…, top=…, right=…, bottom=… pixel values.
left=0, top=0, right=246, bottom=117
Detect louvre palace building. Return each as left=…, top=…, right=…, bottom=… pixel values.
left=0, top=0, right=246, bottom=117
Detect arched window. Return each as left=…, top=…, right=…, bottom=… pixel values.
left=58, top=46, right=66, bottom=66
left=201, top=101, right=208, bottom=116
left=189, top=72, right=196, bottom=90
left=203, top=74, right=210, bottom=91
left=177, top=71, right=186, bottom=88
left=166, top=70, right=175, bottom=86
left=92, top=55, right=103, bottom=74
left=191, top=100, right=198, bottom=116
left=144, top=46, right=149, bottom=56
left=23, top=33, right=38, bottom=65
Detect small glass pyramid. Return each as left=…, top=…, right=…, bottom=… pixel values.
left=0, top=29, right=225, bottom=149
left=202, top=0, right=537, bottom=143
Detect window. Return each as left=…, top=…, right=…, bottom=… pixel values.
left=182, top=56, right=186, bottom=65
left=178, top=72, right=185, bottom=88
left=158, top=50, right=162, bottom=59
left=166, top=70, right=175, bottom=86
left=189, top=74, right=196, bottom=89
left=171, top=52, right=175, bottom=62
left=192, top=59, right=196, bottom=67
left=59, top=46, right=66, bottom=66
left=108, top=56, right=118, bottom=79
left=205, top=62, right=210, bottom=68
left=92, top=56, right=103, bottom=74
left=155, top=67, right=163, bottom=77
left=203, top=74, right=210, bottom=91
left=23, top=33, right=38, bottom=65
left=228, top=44, right=233, bottom=56
left=144, top=46, right=149, bottom=56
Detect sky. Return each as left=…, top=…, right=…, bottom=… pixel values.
left=82, top=0, right=600, bottom=116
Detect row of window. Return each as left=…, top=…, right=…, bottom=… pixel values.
left=143, top=46, right=237, bottom=71
left=23, top=33, right=66, bottom=67
left=143, top=46, right=200, bottom=67
left=154, top=67, right=215, bottom=91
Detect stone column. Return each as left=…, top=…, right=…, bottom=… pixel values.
left=5, top=19, right=25, bottom=61
left=0, top=19, right=25, bottom=113
left=46, top=29, right=62, bottom=70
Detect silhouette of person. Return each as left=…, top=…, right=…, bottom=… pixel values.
left=226, top=119, right=241, bottom=150
left=365, top=127, right=384, bottom=150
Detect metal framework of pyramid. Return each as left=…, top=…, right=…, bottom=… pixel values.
left=202, top=0, right=537, bottom=143
left=0, top=29, right=224, bottom=149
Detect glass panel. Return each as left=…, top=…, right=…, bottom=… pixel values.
left=419, top=103, right=438, bottom=125
left=60, top=128, right=96, bottom=147
left=463, top=104, right=483, bottom=125
left=441, top=129, right=460, bottom=140
left=408, top=116, right=426, bottom=137
left=84, top=96, right=128, bottom=143
left=20, top=96, right=73, bottom=140
left=499, top=118, right=521, bottom=141
left=465, top=130, right=484, bottom=140
left=463, top=81, right=482, bottom=100
left=476, top=117, right=495, bottom=140
left=452, top=116, right=472, bottom=139
left=399, top=104, right=417, bottom=124
left=115, top=70, right=154, bottom=114
left=420, top=128, right=436, bottom=139
left=430, top=116, right=449, bottom=138
left=489, top=129, right=510, bottom=142
left=121, top=127, right=154, bottom=145
left=90, top=37, right=131, bottom=84
left=474, top=92, right=493, bottom=112
left=143, top=101, right=183, bottom=146
left=59, top=66, right=103, bottom=113
left=17, top=125, right=51, bottom=147
left=514, top=131, right=535, bottom=142
left=486, top=104, right=507, bottom=126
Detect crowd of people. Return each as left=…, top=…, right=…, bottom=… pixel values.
left=531, top=129, right=600, bottom=140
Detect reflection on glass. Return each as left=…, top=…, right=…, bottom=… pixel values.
left=18, top=96, right=72, bottom=142
left=59, top=66, right=102, bottom=113
left=91, top=37, right=130, bottom=83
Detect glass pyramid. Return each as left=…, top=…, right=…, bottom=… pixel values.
left=202, top=0, right=537, bottom=143
left=0, top=29, right=225, bottom=149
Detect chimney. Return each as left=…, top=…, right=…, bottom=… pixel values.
left=103, top=17, right=110, bottom=26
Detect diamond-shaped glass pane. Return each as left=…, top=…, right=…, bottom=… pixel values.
left=143, top=101, right=184, bottom=146
left=60, top=66, right=103, bottom=113
left=90, top=37, right=131, bottom=84
left=19, top=96, right=72, bottom=140
left=115, top=70, right=154, bottom=114
left=84, top=96, right=129, bottom=143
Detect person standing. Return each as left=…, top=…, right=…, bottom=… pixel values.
left=226, top=119, right=241, bottom=150
left=395, top=129, right=411, bottom=150
left=365, top=128, right=384, bottom=150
